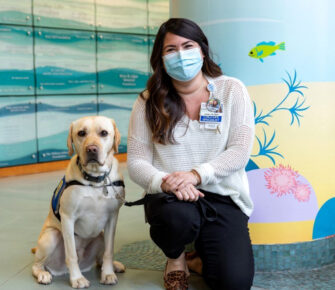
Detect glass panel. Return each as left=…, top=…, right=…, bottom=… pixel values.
left=33, top=0, right=95, bottom=30
left=0, top=25, right=34, bottom=95
left=35, top=28, right=97, bottom=95
left=97, top=33, right=149, bottom=93
left=0, top=96, right=37, bottom=167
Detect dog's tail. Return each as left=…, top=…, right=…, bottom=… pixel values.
left=31, top=247, right=36, bottom=254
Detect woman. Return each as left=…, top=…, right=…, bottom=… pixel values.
left=127, top=18, right=255, bottom=290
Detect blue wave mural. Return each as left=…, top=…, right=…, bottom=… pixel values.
left=34, top=15, right=94, bottom=31
left=0, top=11, right=32, bottom=26
left=33, top=66, right=149, bottom=93
left=99, top=67, right=149, bottom=92
left=98, top=103, right=132, bottom=112
left=0, top=69, right=34, bottom=85
left=0, top=138, right=37, bottom=167
left=98, top=33, right=149, bottom=47
left=37, top=102, right=97, bottom=114
left=35, top=29, right=95, bottom=44
left=38, top=149, right=70, bottom=162
left=0, top=102, right=35, bottom=117
left=0, top=154, right=37, bottom=167
left=0, top=24, right=32, bottom=44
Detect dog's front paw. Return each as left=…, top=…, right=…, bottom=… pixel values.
left=100, top=272, right=118, bottom=285
left=71, top=276, right=90, bottom=288
left=37, top=270, right=52, bottom=284
left=113, top=260, right=125, bottom=273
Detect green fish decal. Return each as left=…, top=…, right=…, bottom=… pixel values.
left=249, top=41, right=285, bottom=62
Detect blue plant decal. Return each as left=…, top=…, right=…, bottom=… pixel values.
left=251, top=70, right=309, bottom=165
left=251, top=129, right=284, bottom=165
left=287, top=97, right=310, bottom=126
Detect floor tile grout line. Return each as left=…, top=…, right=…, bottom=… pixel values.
left=0, top=262, right=33, bottom=288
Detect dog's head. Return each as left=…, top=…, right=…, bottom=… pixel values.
left=67, top=116, right=121, bottom=167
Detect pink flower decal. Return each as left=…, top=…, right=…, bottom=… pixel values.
left=264, top=164, right=311, bottom=202
left=264, top=165, right=298, bottom=196
left=293, top=182, right=311, bottom=202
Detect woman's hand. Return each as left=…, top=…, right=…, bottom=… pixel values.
left=161, top=171, right=204, bottom=201
left=162, top=171, right=200, bottom=191
left=173, top=183, right=204, bottom=201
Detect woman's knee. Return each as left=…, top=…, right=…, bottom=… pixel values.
left=147, top=201, right=200, bottom=233
left=204, top=272, right=253, bottom=290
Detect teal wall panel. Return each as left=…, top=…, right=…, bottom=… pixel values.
left=34, top=28, right=97, bottom=95
left=0, top=25, right=34, bottom=95
left=98, top=94, right=138, bottom=153
left=96, top=0, right=147, bottom=34
left=97, top=33, right=149, bottom=93
left=37, top=95, right=97, bottom=162
left=0, top=0, right=32, bottom=26
left=0, top=96, right=37, bottom=167
left=33, top=0, right=95, bottom=30
left=148, top=0, right=169, bottom=35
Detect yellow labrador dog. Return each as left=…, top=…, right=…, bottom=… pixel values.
left=32, top=116, right=125, bottom=288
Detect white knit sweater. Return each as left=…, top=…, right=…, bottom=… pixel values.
left=127, top=75, right=255, bottom=216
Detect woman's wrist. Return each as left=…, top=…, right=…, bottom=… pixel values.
left=191, top=169, right=201, bottom=186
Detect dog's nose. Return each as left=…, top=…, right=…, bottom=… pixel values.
left=86, top=145, right=98, bottom=154
left=86, top=145, right=99, bottom=163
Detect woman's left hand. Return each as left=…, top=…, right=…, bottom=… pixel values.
left=162, top=171, right=199, bottom=192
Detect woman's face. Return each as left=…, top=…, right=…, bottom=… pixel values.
left=162, top=32, right=204, bottom=57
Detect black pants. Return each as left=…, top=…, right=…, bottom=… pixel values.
left=144, top=191, right=254, bottom=290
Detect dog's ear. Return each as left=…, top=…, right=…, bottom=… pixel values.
left=67, top=122, right=74, bottom=156
left=111, top=119, right=121, bottom=153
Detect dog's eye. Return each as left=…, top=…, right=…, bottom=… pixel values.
left=100, top=130, right=108, bottom=137
left=78, top=130, right=86, bottom=137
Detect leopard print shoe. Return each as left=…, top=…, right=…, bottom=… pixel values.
left=164, top=270, right=188, bottom=290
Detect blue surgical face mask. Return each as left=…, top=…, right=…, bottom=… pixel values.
left=163, top=47, right=203, bottom=82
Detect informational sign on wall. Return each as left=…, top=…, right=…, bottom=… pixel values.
left=0, top=97, right=37, bottom=167
left=0, top=0, right=32, bottom=26
left=97, top=33, right=149, bottom=93
left=35, top=28, right=97, bottom=95
left=33, top=0, right=95, bottom=30
left=98, top=94, right=138, bottom=153
left=0, top=25, right=34, bottom=95
left=96, top=0, right=147, bottom=34
left=37, top=95, right=97, bottom=162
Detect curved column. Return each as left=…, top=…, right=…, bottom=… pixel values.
left=171, top=0, right=335, bottom=245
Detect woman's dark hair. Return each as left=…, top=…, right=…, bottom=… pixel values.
left=141, top=18, right=222, bottom=144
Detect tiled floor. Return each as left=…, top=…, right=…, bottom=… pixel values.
left=0, top=163, right=264, bottom=289
left=0, top=164, right=212, bottom=290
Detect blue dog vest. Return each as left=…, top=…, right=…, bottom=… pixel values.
left=51, top=177, right=125, bottom=221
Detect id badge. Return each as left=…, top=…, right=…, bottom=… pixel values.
left=200, top=82, right=223, bottom=131
left=199, top=101, right=223, bottom=131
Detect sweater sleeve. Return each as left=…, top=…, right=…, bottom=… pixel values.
left=127, top=95, right=169, bottom=193
left=193, top=79, right=255, bottom=185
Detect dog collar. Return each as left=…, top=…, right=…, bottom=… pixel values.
left=76, top=156, right=111, bottom=183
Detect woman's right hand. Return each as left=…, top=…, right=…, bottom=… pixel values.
left=161, top=181, right=204, bottom=202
